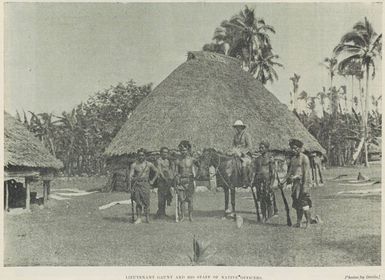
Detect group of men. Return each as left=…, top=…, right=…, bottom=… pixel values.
left=128, top=141, right=196, bottom=224
left=128, top=120, right=320, bottom=228
left=231, top=120, right=320, bottom=228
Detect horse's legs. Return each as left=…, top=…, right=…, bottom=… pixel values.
left=180, top=200, right=185, bottom=222
left=224, top=187, right=230, bottom=213
left=271, top=190, right=278, bottom=216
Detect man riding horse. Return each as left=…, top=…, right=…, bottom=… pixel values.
left=232, top=120, right=253, bottom=189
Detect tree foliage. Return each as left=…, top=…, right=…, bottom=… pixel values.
left=17, top=80, right=152, bottom=176
left=202, top=5, right=283, bottom=85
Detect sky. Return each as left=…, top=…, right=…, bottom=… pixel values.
left=4, top=2, right=383, bottom=115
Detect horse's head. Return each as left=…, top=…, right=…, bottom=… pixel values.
left=196, top=148, right=218, bottom=179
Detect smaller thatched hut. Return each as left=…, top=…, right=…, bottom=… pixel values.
left=4, top=112, right=63, bottom=211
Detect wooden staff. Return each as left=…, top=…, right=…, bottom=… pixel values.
left=127, top=169, right=135, bottom=223
left=276, top=174, right=292, bottom=227
left=250, top=184, right=261, bottom=223
left=175, top=187, right=179, bottom=223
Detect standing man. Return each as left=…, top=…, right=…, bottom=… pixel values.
left=154, top=147, right=174, bottom=218
left=175, top=140, right=197, bottom=222
left=128, top=148, right=158, bottom=224
left=284, top=139, right=319, bottom=228
left=232, top=120, right=253, bottom=188
left=253, top=141, right=278, bottom=222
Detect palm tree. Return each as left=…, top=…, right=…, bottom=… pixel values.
left=289, top=73, right=301, bottom=111
left=297, top=90, right=309, bottom=113
left=339, top=85, right=348, bottom=113
left=320, top=57, right=338, bottom=88
left=334, top=17, right=382, bottom=166
left=249, top=49, right=283, bottom=84
left=57, top=109, right=82, bottom=176
left=317, top=87, right=328, bottom=115
left=211, top=27, right=230, bottom=55
left=29, top=112, right=59, bottom=157
left=338, top=59, right=362, bottom=112
left=221, top=5, right=276, bottom=69
left=202, top=27, right=229, bottom=55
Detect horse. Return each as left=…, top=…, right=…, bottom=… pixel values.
left=199, top=148, right=254, bottom=217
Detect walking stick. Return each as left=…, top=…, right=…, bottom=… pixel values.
left=131, top=193, right=135, bottom=222
left=174, top=179, right=179, bottom=223
left=175, top=187, right=179, bottom=223
left=276, top=174, right=292, bottom=226
left=129, top=182, right=135, bottom=223
left=250, top=185, right=261, bottom=223
left=127, top=170, right=135, bottom=223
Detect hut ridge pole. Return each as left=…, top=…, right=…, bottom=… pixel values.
left=25, top=177, right=30, bottom=211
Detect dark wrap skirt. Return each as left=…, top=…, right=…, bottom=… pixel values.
left=255, top=178, right=274, bottom=206
left=291, top=179, right=312, bottom=210
left=176, top=177, right=195, bottom=203
left=132, top=179, right=151, bottom=209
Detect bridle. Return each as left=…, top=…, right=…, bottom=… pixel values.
left=204, top=150, right=234, bottom=190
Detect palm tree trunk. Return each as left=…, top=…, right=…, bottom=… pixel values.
left=48, top=137, right=56, bottom=157
left=351, top=137, right=364, bottom=164
left=351, top=75, right=354, bottom=113
left=364, top=65, right=370, bottom=167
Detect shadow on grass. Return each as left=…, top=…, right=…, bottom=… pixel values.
left=321, top=234, right=381, bottom=265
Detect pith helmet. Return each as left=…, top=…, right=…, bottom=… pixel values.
left=233, top=120, right=246, bottom=128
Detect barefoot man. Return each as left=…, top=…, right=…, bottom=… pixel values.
left=128, top=148, right=158, bottom=224
left=155, top=147, right=174, bottom=218
left=253, top=141, right=278, bottom=222
left=175, top=140, right=198, bottom=222
left=284, top=139, right=319, bottom=228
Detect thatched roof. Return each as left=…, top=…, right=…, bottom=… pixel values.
left=4, top=112, right=64, bottom=170
left=106, top=51, right=325, bottom=157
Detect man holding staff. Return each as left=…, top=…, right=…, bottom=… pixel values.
left=128, top=148, right=158, bottom=224
left=284, top=139, right=319, bottom=228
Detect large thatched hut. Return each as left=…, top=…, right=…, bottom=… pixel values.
left=4, top=112, right=63, bottom=211
left=106, top=51, right=325, bottom=157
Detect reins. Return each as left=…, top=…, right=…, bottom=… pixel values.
left=207, top=151, right=234, bottom=190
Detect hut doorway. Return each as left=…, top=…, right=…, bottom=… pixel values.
left=4, top=179, right=26, bottom=209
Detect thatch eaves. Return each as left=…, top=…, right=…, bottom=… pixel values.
left=106, top=51, right=326, bottom=157
left=4, top=112, right=64, bottom=170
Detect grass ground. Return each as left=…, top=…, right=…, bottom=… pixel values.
left=4, top=165, right=381, bottom=266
